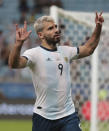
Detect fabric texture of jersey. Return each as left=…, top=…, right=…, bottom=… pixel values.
left=22, top=45, right=79, bottom=120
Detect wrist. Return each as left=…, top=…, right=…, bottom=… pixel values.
left=15, top=40, right=24, bottom=46
left=15, top=41, right=24, bottom=49
left=96, top=21, right=102, bottom=26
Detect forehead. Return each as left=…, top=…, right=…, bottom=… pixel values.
left=43, top=21, right=56, bottom=29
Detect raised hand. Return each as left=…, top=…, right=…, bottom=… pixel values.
left=16, top=21, right=32, bottom=43
left=95, top=12, right=104, bottom=25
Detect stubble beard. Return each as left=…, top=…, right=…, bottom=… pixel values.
left=45, top=36, right=60, bottom=46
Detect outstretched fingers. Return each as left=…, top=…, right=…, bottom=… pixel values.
left=24, top=21, right=27, bottom=32
left=99, top=11, right=103, bottom=16
left=95, top=11, right=104, bottom=24
left=95, top=12, right=98, bottom=23
left=96, top=11, right=103, bottom=17
left=96, top=12, right=98, bottom=18
left=16, top=24, right=19, bottom=31
left=15, top=24, right=21, bottom=38
left=15, top=21, right=32, bottom=41
left=28, top=30, right=32, bottom=34
left=27, top=30, right=32, bottom=37
left=98, top=11, right=104, bottom=23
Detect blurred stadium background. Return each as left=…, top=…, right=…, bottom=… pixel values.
left=0, top=0, right=109, bottom=131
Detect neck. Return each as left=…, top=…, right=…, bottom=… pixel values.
left=41, top=42, right=57, bottom=50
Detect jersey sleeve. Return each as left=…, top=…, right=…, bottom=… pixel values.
left=69, top=46, right=79, bottom=60
left=61, top=46, right=79, bottom=61
left=21, top=49, right=34, bottom=67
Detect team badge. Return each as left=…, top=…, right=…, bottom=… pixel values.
left=64, top=57, right=68, bottom=62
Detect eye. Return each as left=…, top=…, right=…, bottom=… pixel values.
left=55, top=25, right=59, bottom=29
left=55, top=25, right=57, bottom=28
left=48, top=26, right=53, bottom=30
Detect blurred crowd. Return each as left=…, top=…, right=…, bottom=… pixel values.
left=0, top=0, right=109, bottom=90
left=18, top=0, right=62, bottom=25
left=0, top=1, right=109, bottom=119
left=0, top=0, right=63, bottom=82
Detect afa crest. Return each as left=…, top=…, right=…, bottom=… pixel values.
left=64, top=57, right=68, bottom=63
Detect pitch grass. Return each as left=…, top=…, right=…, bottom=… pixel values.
left=0, top=120, right=109, bottom=131
left=0, top=119, right=32, bottom=131
left=81, top=121, right=109, bottom=131
left=0, top=120, right=89, bottom=131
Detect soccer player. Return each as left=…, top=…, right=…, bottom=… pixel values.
left=8, top=12, right=104, bottom=131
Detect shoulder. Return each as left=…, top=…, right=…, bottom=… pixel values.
left=58, top=45, right=66, bottom=51
left=24, top=46, right=40, bottom=54
left=58, top=45, right=79, bottom=57
left=58, top=45, right=77, bottom=51
left=22, top=46, right=41, bottom=60
left=22, top=46, right=41, bottom=64
left=27, top=46, right=40, bottom=52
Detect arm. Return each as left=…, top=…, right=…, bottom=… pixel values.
left=8, top=21, right=32, bottom=68
left=78, top=12, right=104, bottom=58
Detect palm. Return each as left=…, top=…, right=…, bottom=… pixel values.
left=16, top=21, right=32, bottom=41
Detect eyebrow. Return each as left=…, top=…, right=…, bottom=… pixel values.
left=47, top=24, right=58, bottom=30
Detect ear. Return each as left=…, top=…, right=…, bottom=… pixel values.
left=37, top=32, right=44, bottom=39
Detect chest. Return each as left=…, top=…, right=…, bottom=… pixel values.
left=35, top=51, right=70, bottom=76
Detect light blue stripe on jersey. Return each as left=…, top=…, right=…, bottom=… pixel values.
left=58, top=48, right=75, bottom=116
left=41, top=50, right=59, bottom=119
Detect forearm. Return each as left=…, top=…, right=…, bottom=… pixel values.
left=8, top=41, right=23, bottom=68
left=86, top=23, right=102, bottom=53
left=9, top=21, right=31, bottom=68
left=78, top=12, right=104, bottom=58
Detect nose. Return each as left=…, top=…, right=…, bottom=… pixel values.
left=59, top=29, right=61, bottom=34
left=55, top=28, right=61, bottom=34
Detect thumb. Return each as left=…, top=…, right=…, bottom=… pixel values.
left=28, top=30, right=32, bottom=35
left=27, top=30, right=32, bottom=37
left=25, top=30, right=32, bottom=38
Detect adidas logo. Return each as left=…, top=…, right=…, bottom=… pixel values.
left=46, top=58, right=52, bottom=61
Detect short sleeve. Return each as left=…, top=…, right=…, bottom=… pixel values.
left=69, top=46, right=79, bottom=60
left=21, top=49, right=34, bottom=67
left=59, top=46, right=79, bottom=61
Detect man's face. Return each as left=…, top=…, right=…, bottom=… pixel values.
left=40, top=21, right=61, bottom=45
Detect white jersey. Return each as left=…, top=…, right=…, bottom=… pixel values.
left=22, top=45, right=79, bottom=120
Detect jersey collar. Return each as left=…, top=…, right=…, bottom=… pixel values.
left=40, top=45, right=57, bottom=52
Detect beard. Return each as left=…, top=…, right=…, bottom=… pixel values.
left=44, top=35, right=61, bottom=46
